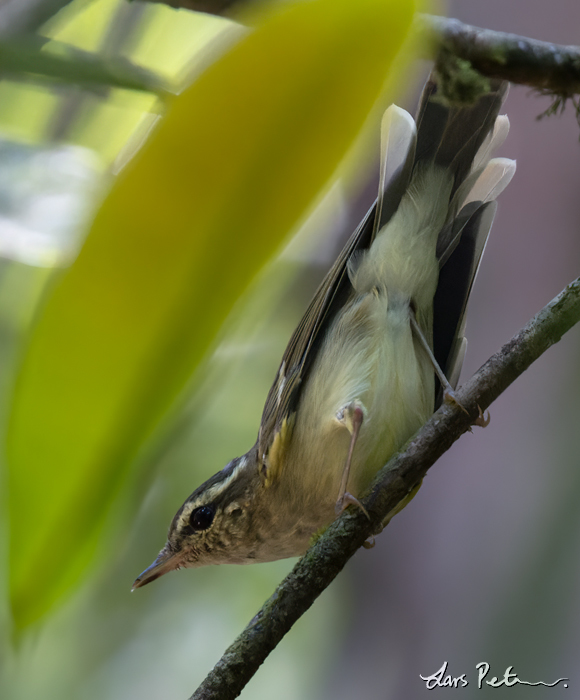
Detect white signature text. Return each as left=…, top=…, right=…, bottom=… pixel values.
left=420, top=661, right=568, bottom=689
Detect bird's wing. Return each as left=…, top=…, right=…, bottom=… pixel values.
left=257, top=205, right=375, bottom=472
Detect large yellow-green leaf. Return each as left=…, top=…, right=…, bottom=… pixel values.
left=7, top=0, right=415, bottom=628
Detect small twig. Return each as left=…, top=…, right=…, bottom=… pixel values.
left=190, top=276, right=580, bottom=699
left=133, top=0, right=238, bottom=14
left=0, top=34, right=171, bottom=95
left=535, top=90, right=580, bottom=133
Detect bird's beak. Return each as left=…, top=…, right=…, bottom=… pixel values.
left=132, top=546, right=181, bottom=590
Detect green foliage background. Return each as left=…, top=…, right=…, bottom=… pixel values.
left=0, top=1, right=579, bottom=700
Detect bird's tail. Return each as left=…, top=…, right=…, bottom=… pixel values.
left=375, top=74, right=516, bottom=397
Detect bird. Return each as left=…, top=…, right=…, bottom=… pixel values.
left=133, top=73, right=515, bottom=589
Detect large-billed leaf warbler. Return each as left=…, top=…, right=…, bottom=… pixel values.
left=133, top=73, right=515, bottom=589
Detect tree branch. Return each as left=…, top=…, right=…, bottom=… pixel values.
left=134, top=3, right=580, bottom=96
left=190, top=276, right=580, bottom=700
left=420, top=15, right=580, bottom=96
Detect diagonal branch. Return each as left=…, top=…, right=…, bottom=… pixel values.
left=190, top=274, right=580, bottom=699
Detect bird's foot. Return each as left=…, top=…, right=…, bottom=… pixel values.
left=335, top=490, right=371, bottom=520
left=474, top=404, right=490, bottom=428
left=335, top=400, right=365, bottom=434
left=443, top=387, right=470, bottom=416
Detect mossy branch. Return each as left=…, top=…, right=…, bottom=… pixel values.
left=133, top=6, right=580, bottom=110
left=190, top=275, right=580, bottom=699
left=420, top=15, right=580, bottom=97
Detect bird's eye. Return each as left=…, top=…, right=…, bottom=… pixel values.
left=189, top=505, right=215, bottom=531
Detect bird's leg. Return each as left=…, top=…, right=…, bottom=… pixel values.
left=411, top=313, right=490, bottom=427
left=335, top=401, right=370, bottom=519
left=409, top=313, right=471, bottom=416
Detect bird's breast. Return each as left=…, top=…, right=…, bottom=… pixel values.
left=278, top=288, right=434, bottom=527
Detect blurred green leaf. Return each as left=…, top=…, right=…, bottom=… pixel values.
left=7, top=0, right=415, bottom=628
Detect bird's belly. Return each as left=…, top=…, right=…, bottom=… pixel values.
left=283, top=291, right=434, bottom=525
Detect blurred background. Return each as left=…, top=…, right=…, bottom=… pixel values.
left=0, top=1, right=578, bottom=699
